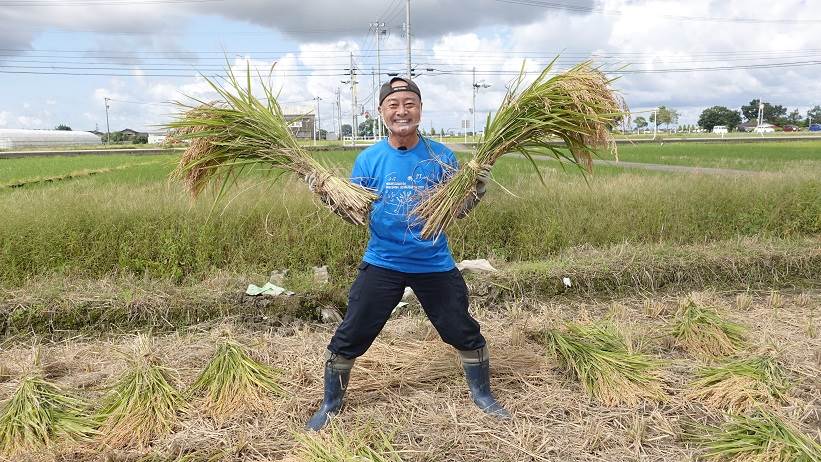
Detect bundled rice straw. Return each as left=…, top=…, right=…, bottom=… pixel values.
left=97, top=335, right=185, bottom=449
left=190, top=339, right=284, bottom=421
left=686, top=356, right=790, bottom=413
left=691, top=410, right=821, bottom=462
left=293, top=422, right=403, bottom=462
left=412, top=59, right=623, bottom=239
left=533, top=322, right=665, bottom=406
left=0, top=374, right=97, bottom=456
left=671, top=300, right=746, bottom=358
left=167, top=63, right=376, bottom=225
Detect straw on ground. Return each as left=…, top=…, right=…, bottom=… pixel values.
left=97, top=335, right=185, bottom=449
left=533, top=321, right=665, bottom=406
left=686, top=355, right=790, bottom=413
left=190, top=339, right=284, bottom=421
left=692, top=410, right=821, bottom=462
left=0, top=374, right=97, bottom=457
left=670, top=298, right=746, bottom=357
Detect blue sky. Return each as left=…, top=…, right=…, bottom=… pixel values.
left=1, top=0, right=820, bottom=132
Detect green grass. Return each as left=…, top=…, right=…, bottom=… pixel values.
left=0, top=147, right=817, bottom=286
left=0, top=154, right=176, bottom=186
left=610, top=141, right=821, bottom=171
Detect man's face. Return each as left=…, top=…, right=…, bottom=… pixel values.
left=379, top=83, right=422, bottom=137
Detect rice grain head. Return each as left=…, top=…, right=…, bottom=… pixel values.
left=412, top=59, right=624, bottom=239
left=166, top=64, right=376, bottom=225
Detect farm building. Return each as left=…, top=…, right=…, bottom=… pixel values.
left=0, top=129, right=101, bottom=149
left=284, top=114, right=315, bottom=139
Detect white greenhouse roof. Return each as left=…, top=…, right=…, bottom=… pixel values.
left=0, top=129, right=101, bottom=149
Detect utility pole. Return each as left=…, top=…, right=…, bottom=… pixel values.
left=471, top=67, right=490, bottom=142
left=344, top=52, right=358, bottom=144
left=405, top=0, right=412, bottom=78
left=313, top=96, right=322, bottom=146
left=335, top=88, right=342, bottom=139
left=104, top=97, right=111, bottom=147
left=370, top=21, right=386, bottom=138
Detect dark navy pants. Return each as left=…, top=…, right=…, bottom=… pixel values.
left=328, top=262, right=486, bottom=359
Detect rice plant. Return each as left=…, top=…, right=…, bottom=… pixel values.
left=0, top=374, right=97, bottom=456
left=189, top=339, right=284, bottom=421
left=671, top=299, right=746, bottom=357
left=412, top=59, right=624, bottom=238
left=686, top=356, right=790, bottom=413
left=693, top=411, right=821, bottom=461
left=97, top=336, right=185, bottom=449
left=166, top=63, right=376, bottom=225
left=295, top=423, right=403, bottom=462
left=534, top=322, right=665, bottom=406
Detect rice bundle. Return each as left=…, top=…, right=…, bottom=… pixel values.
left=692, top=411, right=821, bottom=462
left=686, top=356, right=790, bottom=413
left=0, top=374, right=97, bottom=456
left=166, top=64, right=376, bottom=225
left=671, top=300, right=746, bottom=358
left=97, top=336, right=185, bottom=448
left=533, top=322, right=665, bottom=406
left=189, top=339, right=284, bottom=421
left=295, top=423, right=403, bottom=462
left=412, top=59, right=623, bottom=239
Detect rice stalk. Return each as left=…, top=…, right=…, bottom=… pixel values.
left=97, top=335, right=185, bottom=449
left=533, top=322, right=665, bottom=406
left=189, top=339, right=284, bottom=421
left=671, top=300, right=747, bottom=358
left=686, top=356, right=790, bottom=413
left=165, top=62, right=376, bottom=225
left=692, top=410, right=821, bottom=461
left=0, top=374, right=97, bottom=456
left=294, top=422, right=403, bottom=462
left=412, top=59, right=624, bottom=239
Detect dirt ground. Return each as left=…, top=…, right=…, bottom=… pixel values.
left=0, top=289, right=819, bottom=462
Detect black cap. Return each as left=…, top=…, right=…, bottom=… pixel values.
left=378, top=77, right=421, bottom=105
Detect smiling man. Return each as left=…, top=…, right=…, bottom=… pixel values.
left=305, top=77, right=509, bottom=431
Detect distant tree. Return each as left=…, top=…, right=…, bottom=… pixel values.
left=358, top=119, right=376, bottom=137
left=341, top=124, right=352, bottom=137
left=55, top=124, right=72, bottom=131
left=318, top=129, right=327, bottom=140
left=741, top=99, right=788, bottom=124
left=786, top=109, right=802, bottom=125
left=650, top=106, right=679, bottom=130
left=440, top=128, right=446, bottom=136
left=806, top=105, right=821, bottom=126
left=634, top=116, right=648, bottom=129
left=132, top=135, right=148, bottom=144
left=698, top=106, right=742, bottom=131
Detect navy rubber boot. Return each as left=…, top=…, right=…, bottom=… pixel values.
left=460, top=347, right=511, bottom=418
left=306, top=351, right=353, bottom=431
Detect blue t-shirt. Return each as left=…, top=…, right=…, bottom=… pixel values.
left=351, top=137, right=457, bottom=273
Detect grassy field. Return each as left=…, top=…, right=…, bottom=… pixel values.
left=610, top=141, right=821, bottom=171
left=0, top=146, right=818, bottom=286
left=0, top=142, right=820, bottom=461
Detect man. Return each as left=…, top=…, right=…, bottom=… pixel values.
left=306, top=77, right=509, bottom=431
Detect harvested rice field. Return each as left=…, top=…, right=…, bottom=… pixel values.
left=1, top=289, right=819, bottom=461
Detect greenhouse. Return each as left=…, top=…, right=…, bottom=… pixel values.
left=0, top=129, right=101, bottom=149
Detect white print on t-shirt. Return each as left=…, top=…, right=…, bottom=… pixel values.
left=382, top=168, right=439, bottom=217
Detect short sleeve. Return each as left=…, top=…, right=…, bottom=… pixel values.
left=350, top=154, right=372, bottom=189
